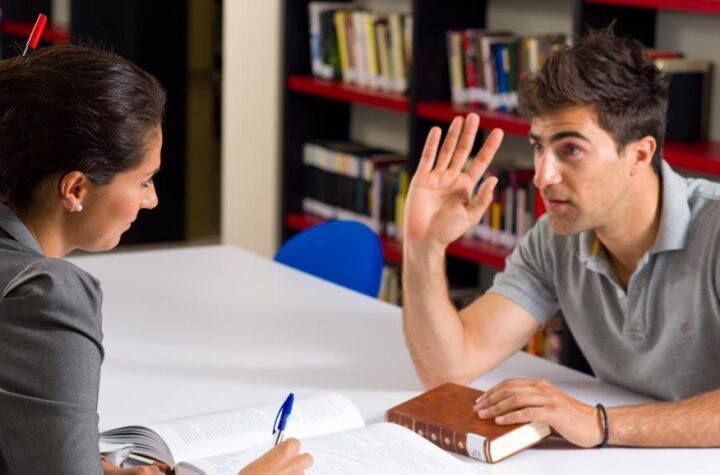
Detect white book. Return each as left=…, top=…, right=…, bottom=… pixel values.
left=100, top=393, right=473, bottom=475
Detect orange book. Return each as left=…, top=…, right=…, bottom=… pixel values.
left=386, top=383, right=551, bottom=463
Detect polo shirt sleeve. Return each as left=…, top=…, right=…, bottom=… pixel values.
left=487, top=216, right=559, bottom=325
left=0, top=258, right=104, bottom=475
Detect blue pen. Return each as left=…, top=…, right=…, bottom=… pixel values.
left=273, top=393, right=294, bottom=446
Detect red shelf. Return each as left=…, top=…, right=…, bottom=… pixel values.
left=664, top=140, right=720, bottom=175
left=447, top=238, right=511, bottom=269
left=585, top=0, right=720, bottom=15
left=417, top=101, right=720, bottom=177
left=0, top=21, right=70, bottom=44
left=287, top=75, right=409, bottom=112
left=416, top=101, right=530, bottom=136
left=285, top=213, right=510, bottom=269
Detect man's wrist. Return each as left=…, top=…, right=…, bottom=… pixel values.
left=594, top=403, right=609, bottom=448
left=404, top=238, right=447, bottom=263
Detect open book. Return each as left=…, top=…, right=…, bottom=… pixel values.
left=100, top=393, right=474, bottom=475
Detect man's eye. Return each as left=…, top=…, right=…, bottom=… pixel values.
left=565, top=144, right=581, bottom=156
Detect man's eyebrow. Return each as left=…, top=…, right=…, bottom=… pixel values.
left=528, top=131, right=592, bottom=143
left=146, top=167, right=160, bottom=177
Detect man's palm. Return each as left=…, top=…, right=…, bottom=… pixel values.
left=404, top=114, right=503, bottom=248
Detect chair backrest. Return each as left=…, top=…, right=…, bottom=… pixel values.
left=274, top=220, right=384, bottom=297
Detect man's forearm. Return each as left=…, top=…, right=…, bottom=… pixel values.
left=609, top=389, right=720, bottom=447
left=402, top=240, right=472, bottom=388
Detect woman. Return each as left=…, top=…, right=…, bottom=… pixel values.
left=0, top=44, right=312, bottom=474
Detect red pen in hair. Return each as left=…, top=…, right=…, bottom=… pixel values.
left=22, top=13, right=48, bottom=56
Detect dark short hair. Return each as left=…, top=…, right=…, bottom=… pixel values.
left=0, top=43, right=166, bottom=211
left=519, top=28, right=669, bottom=172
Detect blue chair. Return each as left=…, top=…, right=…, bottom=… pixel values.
left=274, top=220, right=384, bottom=297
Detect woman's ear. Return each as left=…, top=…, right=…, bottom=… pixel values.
left=58, top=171, right=89, bottom=212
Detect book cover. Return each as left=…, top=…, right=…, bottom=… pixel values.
left=386, top=383, right=551, bottom=464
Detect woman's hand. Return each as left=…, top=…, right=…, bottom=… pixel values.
left=102, top=460, right=165, bottom=475
left=404, top=113, right=503, bottom=249
left=238, top=439, right=313, bottom=475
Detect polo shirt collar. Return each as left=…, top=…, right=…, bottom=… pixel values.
left=0, top=202, right=44, bottom=254
left=650, top=160, right=691, bottom=253
left=577, top=159, right=690, bottom=265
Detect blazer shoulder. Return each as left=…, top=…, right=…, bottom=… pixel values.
left=2, top=256, right=103, bottom=340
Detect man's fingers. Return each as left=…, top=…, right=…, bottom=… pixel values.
left=476, top=391, right=551, bottom=420
left=418, top=126, right=442, bottom=173
left=495, top=406, right=547, bottom=426
left=449, top=113, right=480, bottom=173
left=467, top=128, right=504, bottom=182
left=475, top=379, right=546, bottom=408
left=434, top=116, right=464, bottom=171
left=466, top=176, right=497, bottom=222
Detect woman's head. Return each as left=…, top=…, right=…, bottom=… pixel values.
left=0, top=43, right=166, bottom=254
left=0, top=43, right=166, bottom=211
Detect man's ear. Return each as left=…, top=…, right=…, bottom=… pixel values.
left=58, top=171, right=89, bottom=212
left=628, top=135, right=657, bottom=176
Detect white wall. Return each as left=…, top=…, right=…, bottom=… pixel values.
left=222, top=0, right=282, bottom=257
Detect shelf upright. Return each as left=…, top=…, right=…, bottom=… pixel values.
left=408, top=0, right=487, bottom=170
left=281, top=0, right=355, bottom=241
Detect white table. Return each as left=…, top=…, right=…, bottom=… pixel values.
left=71, top=245, right=720, bottom=473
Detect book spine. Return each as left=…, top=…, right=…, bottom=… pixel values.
left=386, top=409, right=487, bottom=460
left=334, top=11, right=351, bottom=83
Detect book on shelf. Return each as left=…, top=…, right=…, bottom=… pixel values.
left=386, top=383, right=551, bottom=464
left=470, top=168, right=536, bottom=249
left=446, top=29, right=565, bottom=109
left=526, top=316, right=563, bottom=362
left=302, top=140, right=407, bottom=236
left=100, top=392, right=475, bottom=475
left=379, top=264, right=401, bottom=304
left=308, top=2, right=349, bottom=80
left=308, top=2, right=412, bottom=93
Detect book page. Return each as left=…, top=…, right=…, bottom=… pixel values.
left=143, top=392, right=364, bottom=465
left=179, top=423, right=474, bottom=475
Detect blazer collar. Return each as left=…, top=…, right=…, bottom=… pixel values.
left=0, top=202, right=44, bottom=254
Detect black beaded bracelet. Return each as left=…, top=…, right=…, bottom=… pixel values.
left=595, top=403, right=609, bottom=448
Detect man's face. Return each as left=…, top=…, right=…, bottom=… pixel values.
left=530, top=106, right=633, bottom=236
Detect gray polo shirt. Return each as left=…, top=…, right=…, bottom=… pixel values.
left=489, top=160, right=720, bottom=401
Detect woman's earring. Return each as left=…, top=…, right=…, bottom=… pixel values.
left=72, top=203, right=83, bottom=212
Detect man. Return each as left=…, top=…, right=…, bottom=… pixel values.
left=402, top=29, right=720, bottom=448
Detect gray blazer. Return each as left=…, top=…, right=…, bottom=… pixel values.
left=0, top=203, right=104, bottom=474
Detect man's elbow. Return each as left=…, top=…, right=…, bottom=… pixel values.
left=415, top=367, right=474, bottom=390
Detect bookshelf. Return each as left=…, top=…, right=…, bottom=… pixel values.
left=281, top=1, right=720, bottom=260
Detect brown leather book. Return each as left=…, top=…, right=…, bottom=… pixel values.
left=385, top=383, right=551, bottom=463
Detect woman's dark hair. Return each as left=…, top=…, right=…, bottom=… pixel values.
left=0, top=43, right=166, bottom=210
left=519, top=28, right=669, bottom=172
